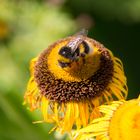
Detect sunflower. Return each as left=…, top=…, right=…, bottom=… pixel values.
left=73, top=95, right=140, bottom=140
left=24, top=29, right=128, bottom=133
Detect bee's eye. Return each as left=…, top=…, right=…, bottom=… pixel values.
left=59, top=46, right=73, bottom=59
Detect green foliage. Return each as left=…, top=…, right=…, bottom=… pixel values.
left=65, top=0, right=140, bottom=23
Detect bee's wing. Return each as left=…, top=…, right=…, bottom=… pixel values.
left=74, top=29, right=88, bottom=37
left=66, top=29, right=88, bottom=53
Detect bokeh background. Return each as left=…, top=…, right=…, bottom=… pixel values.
left=0, top=0, right=140, bottom=140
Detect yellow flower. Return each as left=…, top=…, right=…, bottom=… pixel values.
left=24, top=29, right=128, bottom=133
left=73, top=95, right=140, bottom=140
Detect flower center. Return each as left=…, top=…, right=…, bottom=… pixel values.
left=34, top=37, right=114, bottom=103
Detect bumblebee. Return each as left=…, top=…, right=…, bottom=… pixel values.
left=58, top=29, right=89, bottom=68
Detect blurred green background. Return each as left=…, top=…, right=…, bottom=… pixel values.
left=0, top=0, right=140, bottom=140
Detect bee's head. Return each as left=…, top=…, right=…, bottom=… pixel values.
left=59, top=46, right=79, bottom=61
left=58, top=40, right=90, bottom=68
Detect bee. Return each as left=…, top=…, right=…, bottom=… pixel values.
left=58, top=29, right=90, bottom=68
